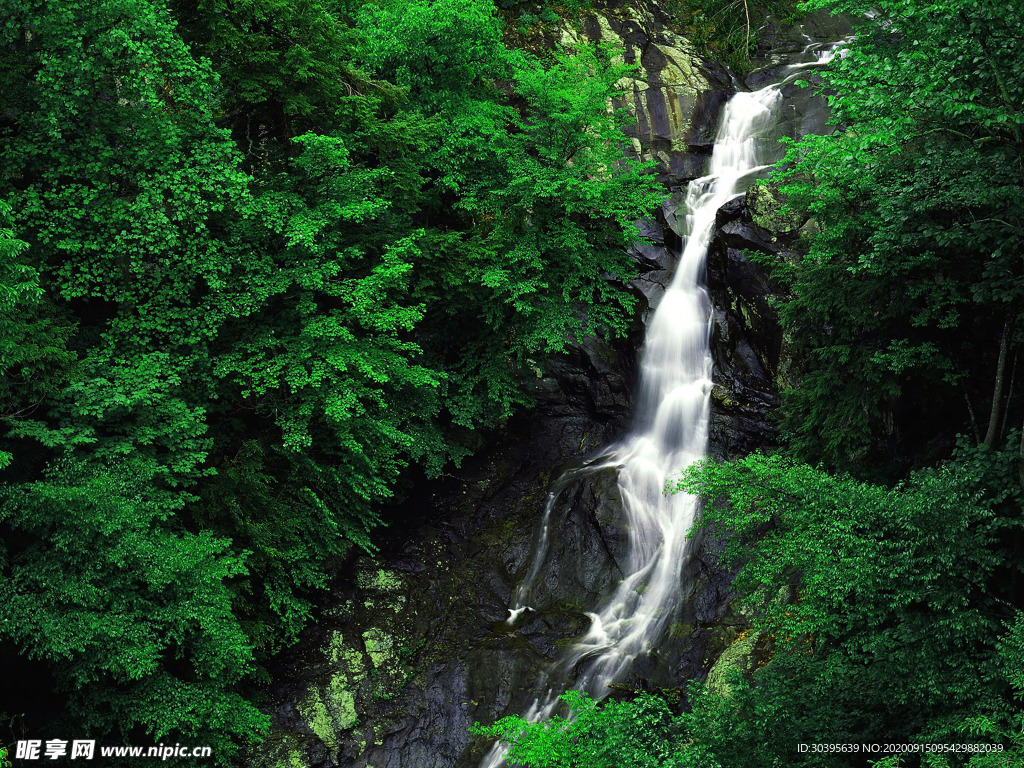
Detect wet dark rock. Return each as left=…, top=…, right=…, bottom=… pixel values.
left=706, top=195, right=784, bottom=460
left=720, top=218, right=781, bottom=254
left=686, top=89, right=731, bottom=150
left=662, top=151, right=709, bottom=185
left=636, top=216, right=665, bottom=245
left=662, top=189, right=689, bottom=239
left=757, top=8, right=854, bottom=60
left=726, top=248, right=773, bottom=297
left=632, top=241, right=674, bottom=272
left=777, top=79, right=833, bottom=139
left=716, top=196, right=746, bottom=226
left=744, top=64, right=788, bottom=92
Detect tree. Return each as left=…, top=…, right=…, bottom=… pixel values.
left=472, top=690, right=716, bottom=768
left=0, top=0, right=662, bottom=758
left=765, top=0, right=1024, bottom=472
left=480, top=448, right=1024, bottom=768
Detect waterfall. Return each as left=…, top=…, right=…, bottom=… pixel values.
left=565, top=85, right=783, bottom=687
left=481, top=46, right=841, bottom=768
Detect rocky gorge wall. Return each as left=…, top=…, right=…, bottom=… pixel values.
left=251, top=5, right=848, bottom=767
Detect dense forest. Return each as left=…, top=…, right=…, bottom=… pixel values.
left=0, top=0, right=662, bottom=760
left=1, top=0, right=1023, bottom=766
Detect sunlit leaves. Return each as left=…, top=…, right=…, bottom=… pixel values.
left=0, top=0, right=662, bottom=759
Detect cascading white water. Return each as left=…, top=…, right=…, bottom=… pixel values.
left=481, top=47, right=842, bottom=768
left=564, top=85, right=784, bottom=690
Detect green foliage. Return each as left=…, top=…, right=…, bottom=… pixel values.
left=664, top=0, right=802, bottom=72
left=684, top=451, right=1016, bottom=721
left=354, top=3, right=663, bottom=424
left=0, top=200, right=38, bottom=364
left=0, top=0, right=661, bottom=759
left=673, top=447, right=1024, bottom=765
left=766, top=0, right=1024, bottom=471
left=495, top=0, right=592, bottom=32
left=472, top=691, right=718, bottom=768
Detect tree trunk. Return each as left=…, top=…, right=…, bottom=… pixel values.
left=965, top=391, right=982, bottom=444
left=984, top=312, right=1014, bottom=448
left=1001, top=348, right=1019, bottom=443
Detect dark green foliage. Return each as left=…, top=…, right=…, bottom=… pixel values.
left=664, top=0, right=802, bottom=72
left=767, top=0, right=1024, bottom=471
left=495, top=0, right=592, bottom=35
left=0, top=0, right=661, bottom=759
left=676, top=452, right=1022, bottom=754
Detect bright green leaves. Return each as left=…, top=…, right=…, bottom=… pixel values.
left=1, top=0, right=662, bottom=759
left=0, top=201, right=75, bottom=467
left=285, top=133, right=392, bottom=242
left=800, top=0, right=1024, bottom=142
left=0, top=202, right=38, bottom=331
left=171, top=0, right=377, bottom=138
left=0, top=0, right=251, bottom=385
left=359, top=0, right=508, bottom=109
left=679, top=454, right=1004, bottom=647
left=473, top=691, right=708, bottom=768
left=0, top=0, right=360, bottom=757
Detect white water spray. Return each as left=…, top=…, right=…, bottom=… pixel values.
left=481, top=45, right=843, bottom=767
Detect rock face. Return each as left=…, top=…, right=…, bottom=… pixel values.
left=252, top=5, right=835, bottom=768
left=563, top=0, right=733, bottom=185
left=706, top=194, right=784, bottom=460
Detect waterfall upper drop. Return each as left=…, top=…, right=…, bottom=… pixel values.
left=572, top=85, right=784, bottom=690
left=492, top=84, right=787, bottom=744
left=507, top=83, right=783, bottom=677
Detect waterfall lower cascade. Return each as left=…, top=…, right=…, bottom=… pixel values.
left=481, top=48, right=840, bottom=768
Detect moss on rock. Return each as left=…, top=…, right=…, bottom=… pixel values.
left=558, top=5, right=708, bottom=157
left=297, top=671, right=359, bottom=752
left=363, top=628, right=395, bottom=669
left=705, top=629, right=762, bottom=697
left=247, top=735, right=311, bottom=768
left=747, top=182, right=807, bottom=235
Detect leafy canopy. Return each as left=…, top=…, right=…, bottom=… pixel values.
left=0, top=0, right=661, bottom=759
left=766, top=0, right=1024, bottom=470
